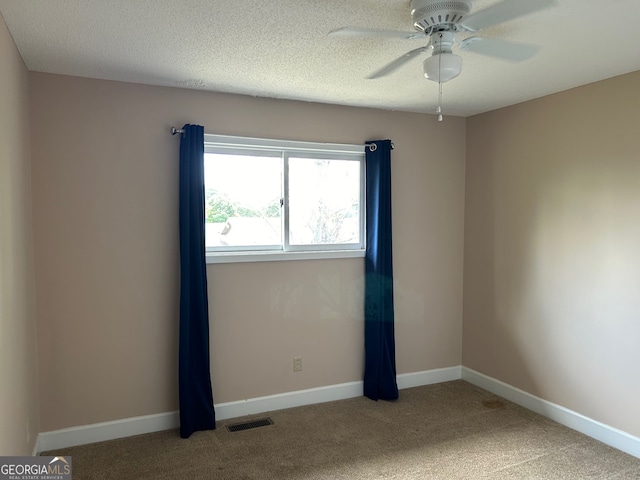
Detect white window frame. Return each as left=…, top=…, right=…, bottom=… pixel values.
left=204, top=134, right=366, bottom=264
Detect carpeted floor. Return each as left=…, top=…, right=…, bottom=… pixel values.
left=43, top=381, right=640, bottom=479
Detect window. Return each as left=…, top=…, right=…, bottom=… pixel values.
left=204, top=134, right=365, bottom=263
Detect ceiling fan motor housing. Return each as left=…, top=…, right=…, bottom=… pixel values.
left=410, top=0, right=471, bottom=32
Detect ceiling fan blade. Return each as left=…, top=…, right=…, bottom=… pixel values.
left=459, top=37, right=540, bottom=62
left=459, top=0, right=557, bottom=32
left=329, top=27, right=425, bottom=40
left=367, top=44, right=431, bottom=79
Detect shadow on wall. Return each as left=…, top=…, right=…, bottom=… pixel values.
left=465, top=113, right=640, bottom=433
left=517, top=158, right=640, bottom=416
left=463, top=133, right=542, bottom=401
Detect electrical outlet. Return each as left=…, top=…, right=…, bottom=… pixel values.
left=293, top=356, right=302, bottom=372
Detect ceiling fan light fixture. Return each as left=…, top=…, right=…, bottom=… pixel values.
left=423, top=53, right=462, bottom=83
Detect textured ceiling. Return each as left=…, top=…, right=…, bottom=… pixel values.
left=1, top=0, right=640, bottom=116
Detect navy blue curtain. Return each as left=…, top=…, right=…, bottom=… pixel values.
left=178, top=124, right=216, bottom=438
left=364, top=139, right=399, bottom=401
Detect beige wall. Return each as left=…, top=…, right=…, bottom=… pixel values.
left=464, top=71, right=640, bottom=437
left=29, top=73, right=466, bottom=431
left=0, top=14, right=39, bottom=454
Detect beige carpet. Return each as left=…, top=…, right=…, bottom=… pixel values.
left=43, top=381, right=640, bottom=479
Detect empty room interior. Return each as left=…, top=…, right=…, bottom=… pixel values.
left=1, top=0, right=639, bottom=477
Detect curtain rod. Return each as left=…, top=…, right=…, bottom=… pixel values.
left=170, top=127, right=393, bottom=149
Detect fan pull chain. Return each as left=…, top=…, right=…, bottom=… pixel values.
left=437, top=82, right=443, bottom=122
left=437, top=52, right=444, bottom=122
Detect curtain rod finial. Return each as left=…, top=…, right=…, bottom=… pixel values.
left=171, top=127, right=185, bottom=136
left=367, top=141, right=394, bottom=152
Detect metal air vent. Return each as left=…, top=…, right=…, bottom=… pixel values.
left=226, top=417, right=274, bottom=432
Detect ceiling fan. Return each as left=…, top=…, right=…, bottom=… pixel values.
left=330, top=0, right=557, bottom=84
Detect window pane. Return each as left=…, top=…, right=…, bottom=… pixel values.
left=204, top=153, right=282, bottom=248
left=288, top=157, right=361, bottom=246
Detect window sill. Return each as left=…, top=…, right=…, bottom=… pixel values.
left=206, top=249, right=365, bottom=264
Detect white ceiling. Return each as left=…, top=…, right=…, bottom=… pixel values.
left=1, top=0, right=640, bottom=117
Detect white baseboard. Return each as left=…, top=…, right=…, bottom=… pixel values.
left=34, top=366, right=462, bottom=454
left=214, top=380, right=362, bottom=421
left=462, top=367, right=640, bottom=459
left=36, top=411, right=179, bottom=454
left=35, top=366, right=640, bottom=460
left=216, top=365, right=462, bottom=421
left=397, top=366, right=462, bottom=389
left=31, top=435, right=41, bottom=457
